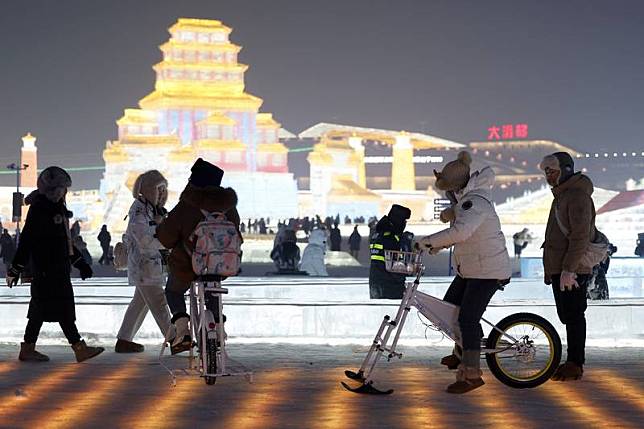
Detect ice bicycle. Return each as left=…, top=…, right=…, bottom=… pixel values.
left=160, top=275, right=253, bottom=386
left=342, top=250, right=562, bottom=394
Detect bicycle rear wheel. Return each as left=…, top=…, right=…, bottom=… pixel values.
left=485, top=312, right=561, bottom=388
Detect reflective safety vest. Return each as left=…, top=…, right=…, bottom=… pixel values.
left=370, top=231, right=400, bottom=262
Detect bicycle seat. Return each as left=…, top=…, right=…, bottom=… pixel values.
left=204, top=286, right=229, bottom=294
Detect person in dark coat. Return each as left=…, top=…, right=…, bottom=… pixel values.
left=156, top=158, right=241, bottom=353
left=5, top=166, right=104, bottom=363
left=329, top=223, right=342, bottom=251
left=348, top=226, right=362, bottom=259
left=258, top=218, right=267, bottom=235
left=97, top=225, right=112, bottom=265
left=369, top=205, right=411, bottom=299
left=0, top=228, right=16, bottom=266
left=270, top=229, right=301, bottom=272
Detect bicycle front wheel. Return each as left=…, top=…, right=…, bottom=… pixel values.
left=485, top=312, right=561, bottom=388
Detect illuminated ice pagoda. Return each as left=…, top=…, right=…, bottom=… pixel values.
left=100, top=18, right=297, bottom=232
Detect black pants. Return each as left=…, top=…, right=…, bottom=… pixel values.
left=98, top=244, right=110, bottom=265
left=443, top=276, right=499, bottom=351
left=551, top=273, right=590, bottom=366
left=165, top=273, right=222, bottom=322
left=165, top=273, right=190, bottom=316
left=24, top=318, right=81, bottom=345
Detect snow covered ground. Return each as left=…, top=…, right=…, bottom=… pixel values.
left=1, top=343, right=644, bottom=429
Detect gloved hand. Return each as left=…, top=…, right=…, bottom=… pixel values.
left=5, top=264, right=23, bottom=288
left=559, top=271, right=578, bottom=291
left=74, top=261, right=93, bottom=280
left=439, top=207, right=455, bottom=224
left=544, top=274, right=552, bottom=285
left=418, top=236, right=441, bottom=255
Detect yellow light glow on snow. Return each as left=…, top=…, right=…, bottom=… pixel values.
left=541, top=382, right=633, bottom=428
left=128, top=376, right=201, bottom=429
left=221, top=370, right=294, bottom=429
left=29, top=364, right=139, bottom=429
left=0, top=361, right=17, bottom=375
left=0, top=364, right=79, bottom=421
left=593, top=369, right=644, bottom=413
left=397, top=366, right=448, bottom=429
left=474, top=381, right=534, bottom=429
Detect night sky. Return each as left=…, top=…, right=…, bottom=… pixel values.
left=1, top=0, right=643, bottom=188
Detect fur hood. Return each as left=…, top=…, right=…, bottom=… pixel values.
left=456, top=166, right=495, bottom=202
left=179, top=183, right=238, bottom=213
left=552, top=173, right=594, bottom=198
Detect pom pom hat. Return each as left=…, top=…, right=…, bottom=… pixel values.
left=434, top=151, right=472, bottom=192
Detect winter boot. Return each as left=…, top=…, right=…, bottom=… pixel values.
left=114, top=338, right=144, bottom=353
left=72, top=340, right=104, bottom=363
left=551, top=361, right=583, bottom=381
left=18, top=342, right=50, bottom=362
left=446, top=350, right=485, bottom=394
left=170, top=314, right=192, bottom=355
left=440, top=354, right=461, bottom=370
left=440, top=344, right=461, bottom=370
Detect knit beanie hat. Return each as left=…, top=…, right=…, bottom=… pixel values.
left=37, top=166, right=72, bottom=202
left=189, top=158, right=224, bottom=188
left=434, top=151, right=472, bottom=191
left=540, top=152, right=574, bottom=184
left=133, top=170, right=167, bottom=205
left=388, top=204, right=411, bottom=232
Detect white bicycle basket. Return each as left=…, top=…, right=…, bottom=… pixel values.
left=384, top=250, right=422, bottom=275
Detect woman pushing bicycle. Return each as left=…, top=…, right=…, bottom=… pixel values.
left=420, top=151, right=511, bottom=394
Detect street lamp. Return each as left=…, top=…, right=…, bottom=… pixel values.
left=6, top=162, right=28, bottom=240
left=5, top=133, right=34, bottom=241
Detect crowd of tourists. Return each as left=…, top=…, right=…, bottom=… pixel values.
left=3, top=150, right=611, bottom=396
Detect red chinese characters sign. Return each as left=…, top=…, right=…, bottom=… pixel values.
left=487, top=124, right=528, bottom=140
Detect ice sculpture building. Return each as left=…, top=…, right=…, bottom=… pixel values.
left=100, top=18, right=297, bottom=232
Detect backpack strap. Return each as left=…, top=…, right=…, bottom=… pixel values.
left=554, top=207, right=570, bottom=237
left=200, top=209, right=226, bottom=221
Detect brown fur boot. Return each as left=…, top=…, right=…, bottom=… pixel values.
left=19, top=342, right=50, bottom=362
left=447, top=364, right=485, bottom=394
left=551, top=361, right=583, bottom=381
left=72, top=340, right=104, bottom=363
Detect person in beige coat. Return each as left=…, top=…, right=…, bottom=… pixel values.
left=115, top=170, right=172, bottom=353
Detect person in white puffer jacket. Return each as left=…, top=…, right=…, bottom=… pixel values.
left=115, top=170, right=173, bottom=353
left=420, top=151, right=511, bottom=394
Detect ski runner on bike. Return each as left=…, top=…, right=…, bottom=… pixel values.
left=420, top=151, right=511, bottom=394
left=156, top=158, right=241, bottom=354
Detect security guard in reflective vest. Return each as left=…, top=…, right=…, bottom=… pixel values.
left=369, top=204, right=412, bottom=299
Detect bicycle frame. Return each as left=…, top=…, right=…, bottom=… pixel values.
left=346, top=253, right=520, bottom=391
left=159, top=278, right=253, bottom=386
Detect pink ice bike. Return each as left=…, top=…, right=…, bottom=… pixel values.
left=342, top=250, right=562, bottom=394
